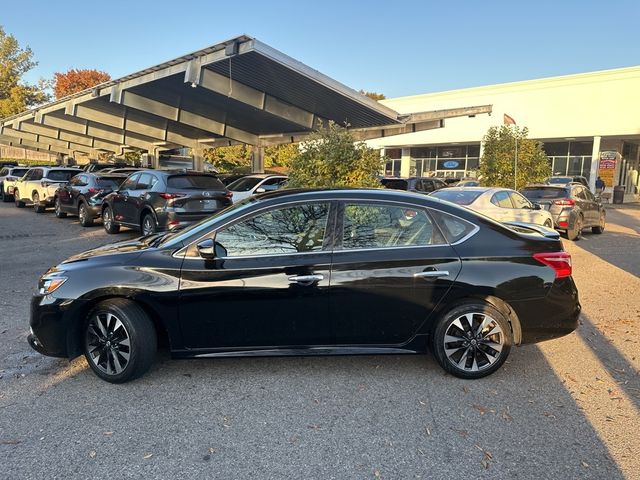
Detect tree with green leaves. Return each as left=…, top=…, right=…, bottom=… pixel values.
left=203, top=144, right=253, bottom=172
left=479, top=125, right=551, bottom=190
left=286, top=122, right=382, bottom=188
left=0, top=26, right=49, bottom=118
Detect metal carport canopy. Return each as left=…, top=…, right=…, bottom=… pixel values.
left=0, top=34, right=491, bottom=170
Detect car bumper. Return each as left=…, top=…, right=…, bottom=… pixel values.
left=29, top=294, right=87, bottom=358
left=512, top=277, right=581, bottom=344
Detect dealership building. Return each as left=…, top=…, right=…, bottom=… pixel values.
left=367, top=66, right=640, bottom=197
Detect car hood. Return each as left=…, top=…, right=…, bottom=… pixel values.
left=60, top=236, right=152, bottom=265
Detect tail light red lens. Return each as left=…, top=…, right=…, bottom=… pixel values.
left=533, top=251, right=572, bottom=278
left=87, top=188, right=104, bottom=194
left=159, top=193, right=186, bottom=200
left=553, top=199, right=575, bottom=206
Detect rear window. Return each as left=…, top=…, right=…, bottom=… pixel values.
left=228, top=177, right=263, bottom=192
left=430, top=189, right=482, bottom=206
left=47, top=170, right=80, bottom=182
left=96, top=177, right=124, bottom=189
left=10, top=168, right=29, bottom=177
left=168, top=174, right=225, bottom=190
left=521, top=187, right=567, bottom=200
left=380, top=179, right=408, bottom=190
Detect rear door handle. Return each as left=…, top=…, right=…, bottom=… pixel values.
left=414, top=270, right=449, bottom=279
left=288, top=274, right=324, bottom=283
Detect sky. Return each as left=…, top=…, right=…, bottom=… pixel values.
left=3, top=0, right=640, bottom=99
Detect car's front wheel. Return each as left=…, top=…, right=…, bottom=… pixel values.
left=431, top=302, right=512, bottom=379
left=141, top=212, right=157, bottom=236
left=33, top=192, right=45, bottom=213
left=84, top=299, right=157, bottom=383
left=102, top=206, right=120, bottom=234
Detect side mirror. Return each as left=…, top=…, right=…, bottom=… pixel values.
left=255, top=187, right=266, bottom=194
left=196, top=238, right=216, bottom=259
left=532, top=203, right=542, bottom=210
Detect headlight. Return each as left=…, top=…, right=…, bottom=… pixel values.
left=38, top=275, right=68, bottom=295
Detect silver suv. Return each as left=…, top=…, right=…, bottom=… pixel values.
left=14, top=166, right=82, bottom=212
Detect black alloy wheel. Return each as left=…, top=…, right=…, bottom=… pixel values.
left=33, top=192, right=45, bottom=213
left=84, top=299, right=157, bottom=383
left=14, top=189, right=24, bottom=208
left=102, top=206, right=120, bottom=234
left=54, top=197, right=67, bottom=218
left=141, top=213, right=157, bottom=236
left=432, top=302, right=512, bottom=379
left=592, top=212, right=605, bottom=234
left=79, top=202, right=93, bottom=227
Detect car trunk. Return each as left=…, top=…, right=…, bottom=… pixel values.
left=166, top=174, right=230, bottom=217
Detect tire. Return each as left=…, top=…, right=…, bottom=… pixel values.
left=14, top=189, right=25, bottom=208
left=78, top=201, right=93, bottom=227
left=33, top=192, right=45, bottom=213
left=141, top=212, right=157, bottom=236
left=431, top=302, right=512, bottom=379
left=102, top=206, right=120, bottom=234
left=566, top=214, right=583, bottom=241
left=592, top=212, right=605, bottom=234
left=83, top=298, right=157, bottom=383
left=54, top=197, right=67, bottom=218
left=0, top=184, right=9, bottom=202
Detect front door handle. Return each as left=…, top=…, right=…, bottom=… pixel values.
left=414, top=270, right=449, bottom=279
left=288, top=274, right=324, bottom=284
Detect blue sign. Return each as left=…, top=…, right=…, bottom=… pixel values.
left=443, top=161, right=460, bottom=169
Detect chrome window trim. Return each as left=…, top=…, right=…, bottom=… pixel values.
left=173, top=195, right=480, bottom=260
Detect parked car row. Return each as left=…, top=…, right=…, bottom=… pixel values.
left=3, top=164, right=289, bottom=236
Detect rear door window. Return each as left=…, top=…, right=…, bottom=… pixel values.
left=428, top=209, right=477, bottom=244
left=168, top=175, right=225, bottom=190
left=509, top=192, right=531, bottom=209
left=491, top=191, right=514, bottom=208
left=136, top=173, right=158, bottom=190
left=341, top=203, right=443, bottom=249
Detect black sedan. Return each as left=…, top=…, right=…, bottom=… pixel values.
left=101, top=170, right=232, bottom=235
left=28, top=188, right=580, bottom=383
left=54, top=172, right=127, bottom=226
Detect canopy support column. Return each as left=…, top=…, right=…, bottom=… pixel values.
left=252, top=145, right=265, bottom=173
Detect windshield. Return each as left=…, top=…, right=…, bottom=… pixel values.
left=545, top=177, right=572, bottom=185
left=158, top=197, right=259, bottom=247
left=227, top=177, right=263, bottom=192
left=380, top=179, right=408, bottom=190
left=48, top=170, right=81, bottom=182
left=168, top=174, right=225, bottom=190
left=429, top=189, right=483, bottom=206
left=521, top=187, right=567, bottom=200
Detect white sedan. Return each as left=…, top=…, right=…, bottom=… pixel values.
left=429, top=187, right=554, bottom=227
left=227, top=174, right=288, bottom=203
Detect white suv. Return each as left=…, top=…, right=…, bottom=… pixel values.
left=0, top=165, right=30, bottom=202
left=14, top=166, right=82, bottom=212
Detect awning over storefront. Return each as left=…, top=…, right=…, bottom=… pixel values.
left=0, top=35, right=491, bottom=169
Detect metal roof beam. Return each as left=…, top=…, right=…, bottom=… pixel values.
left=398, top=105, right=493, bottom=123
left=198, top=69, right=320, bottom=131
left=0, top=133, right=72, bottom=156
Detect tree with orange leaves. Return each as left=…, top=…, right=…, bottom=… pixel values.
left=52, top=69, right=111, bottom=99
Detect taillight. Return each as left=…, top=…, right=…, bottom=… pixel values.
left=553, top=198, right=575, bottom=206
left=533, top=252, right=572, bottom=278
left=159, top=193, right=186, bottom=200
left=87, top=188, right=104, bottom=194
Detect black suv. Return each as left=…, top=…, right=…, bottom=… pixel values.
left=381, top=177, right=447, bottom=194
left=520, top=183, right=605, bottom=240
left=101, top=170, right=232, bottom=235
left=54, top=172, right=127, bottom=226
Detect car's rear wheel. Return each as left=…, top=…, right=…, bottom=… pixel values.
left=566, top=214, right=583, bottom=241
left=592, top=212, right=605, bottom=234
left=78, top=202, right=93, bottom=227
left=14, top=189, right=24, bottom=208
left=54, top=197, right=67, bottom=218
left=432, top=302, right=512, bottom=379
left=84, top=299, right=157, bottom=383
left=103, top=206, right=120, bottom=234
left=33, top=192, right=45, bottom=213
left=0, top=184, right=9, bottom=202
left=141, top=213, right=157, bottom=236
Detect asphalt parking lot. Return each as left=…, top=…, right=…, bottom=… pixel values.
left=1, top=202, right=639, bottom=479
